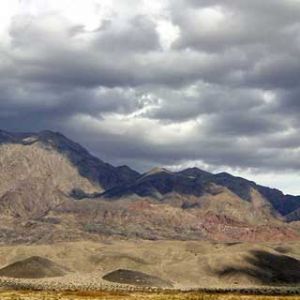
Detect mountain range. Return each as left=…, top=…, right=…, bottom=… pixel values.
left=0, top=129, right=300, bottom=244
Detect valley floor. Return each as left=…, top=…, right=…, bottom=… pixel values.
left=0, top=240, right=300, bottom=296
left=1, top=290, right=300, bottom=300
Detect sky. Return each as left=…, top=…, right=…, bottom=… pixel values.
left=1, top=0, right=300, bottom=194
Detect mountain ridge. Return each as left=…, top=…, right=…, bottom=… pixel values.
left=1, top=129, right=299, bottom=217
left=0, top=129, right=140, bottom=190
left=0, top=129, right=299, bottom=243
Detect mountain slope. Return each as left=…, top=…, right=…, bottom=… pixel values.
left=0, top=141, right=99, bottom=219
left=0, top=129, right=299, bottom=243
left=102, top=167, right=300, bottom=219
left=101, top=168, right=206, bottom=199
left=212, top=172, right=300, bottom=216
left=0, top=130, right=140, bottom=191
left=0, top=129, right=138, bottom=220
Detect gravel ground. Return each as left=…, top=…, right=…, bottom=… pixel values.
left=0, top=272, right=160, bottom=293
left=0, top=274, right=300, bottom=297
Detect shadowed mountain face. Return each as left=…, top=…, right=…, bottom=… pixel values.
left=101, top=168, right=206, bottom=199
left=0, top=129, right=300, bottom=244
left=102, top=167, right=300, bottom=217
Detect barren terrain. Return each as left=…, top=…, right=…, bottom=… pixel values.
left=1, top=131, right=300, bottom=297
left=1, top=290, right=300, bottom=300
left=0, top=240, right=299, bottom=294
left=0, top=130, right=300, bottom=245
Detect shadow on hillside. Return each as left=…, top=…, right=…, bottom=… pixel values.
left=103, top=269, right=173, bottom=288
left=215, top=250, right=300, bottom=285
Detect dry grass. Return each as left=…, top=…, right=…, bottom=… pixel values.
left=0, top=290, right=300, bottom=300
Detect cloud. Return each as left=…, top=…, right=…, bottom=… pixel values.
left=1, top=0, right=300, bottom=193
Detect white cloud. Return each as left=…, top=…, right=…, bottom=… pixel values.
left=156, top=19, right=180, bottom=50
left=19, top=0, right=110, bottom=30
left=69, top=112, right=199, bottom=146
left=196, top=6, right=226, bottom=31
left=0, top=0, right=18, bottom=42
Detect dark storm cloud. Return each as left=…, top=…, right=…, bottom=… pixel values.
left=204, top=112, right=285, bottom=137
left=1, top=0, right=300, bottom=177
left=5, top=14, right=251, bottom=88
left=92, top=15, right=160, bottom=53
left=144, top=85, right=264, bottom=121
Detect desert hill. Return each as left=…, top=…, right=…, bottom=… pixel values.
left=102, top=269, right=173, bottom=288
left=0, top=256, right=67, bottom=278
left=0, top=129, right=299, bottom=243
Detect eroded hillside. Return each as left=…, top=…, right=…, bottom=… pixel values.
left=0, top=130, right=299, bottom=244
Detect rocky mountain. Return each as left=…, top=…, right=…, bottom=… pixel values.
left=0, top=130, right=140, bottom=191
left=0, top=129, right=299, bottom=244
left=102, top=166, right=300, bottom=217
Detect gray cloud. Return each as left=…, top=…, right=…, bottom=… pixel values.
left=1, top=0, right=300, bottom=189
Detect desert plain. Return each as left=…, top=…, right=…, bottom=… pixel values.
left=0, top=240, right=299, bottom=299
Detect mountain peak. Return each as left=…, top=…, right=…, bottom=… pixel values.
left=0, top=129, right=139, bottom=190
left=215, top=172, right=233, bottom=178
left=177, top=167, right=212, bottom=178
left=144, top=167, right=172, bottom=176
left=0, top=130, right=71, bottom=147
